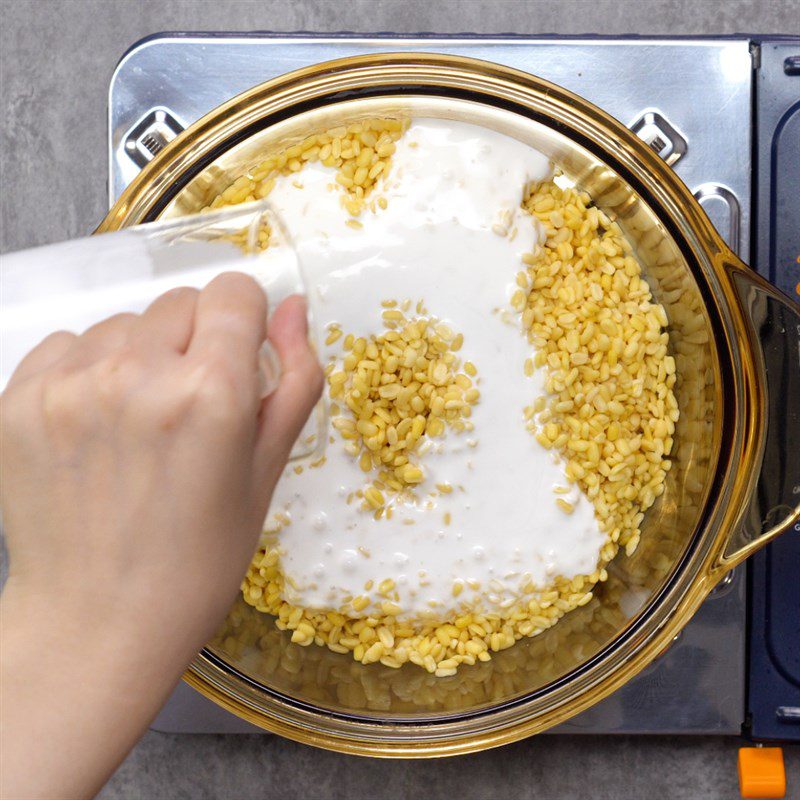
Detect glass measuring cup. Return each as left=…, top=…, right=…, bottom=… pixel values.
left=1, top=199, right=325, bottom=460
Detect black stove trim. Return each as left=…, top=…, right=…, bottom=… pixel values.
left=745, top=37, right=800, bottom=745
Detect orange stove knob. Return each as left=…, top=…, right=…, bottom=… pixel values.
left=738, top=747, right=786, bottom=799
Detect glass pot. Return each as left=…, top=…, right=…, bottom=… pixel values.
left=98, top=54, right=800, bottom=756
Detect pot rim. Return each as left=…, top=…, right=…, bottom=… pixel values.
left=98, top=52, right=788, bottom=755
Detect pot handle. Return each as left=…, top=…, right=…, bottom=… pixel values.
left=717, top=259, right=800, bottom=571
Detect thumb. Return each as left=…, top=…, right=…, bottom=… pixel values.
left=253, top=295, right=324, bottom=487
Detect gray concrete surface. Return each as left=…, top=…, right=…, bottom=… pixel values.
left=2, top=0, right=800, bottom=255
left=97, top=732, right=748, bottom=800
left=2, top=1, right=799, bottom=798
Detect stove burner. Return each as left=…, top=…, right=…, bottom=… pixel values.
left=107, top=34, right=797, bottom=738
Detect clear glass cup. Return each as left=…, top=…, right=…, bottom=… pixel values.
left=1, top=199, right=325, bottom=460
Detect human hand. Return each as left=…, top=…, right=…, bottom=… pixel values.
left=0, top=273, right=322, bottom=799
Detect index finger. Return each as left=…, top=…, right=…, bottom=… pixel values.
left=4, top=330, right=77, bottom=390
left=187, top=272, right=268, bottom=381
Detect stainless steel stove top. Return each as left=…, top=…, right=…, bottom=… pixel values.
left=109, top=34, right=752, bottom=735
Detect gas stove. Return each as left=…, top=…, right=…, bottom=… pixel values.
left=107, top=34, right=799, bottom=739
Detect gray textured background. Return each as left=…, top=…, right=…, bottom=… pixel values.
left=2, top=1, right=799, bottom=798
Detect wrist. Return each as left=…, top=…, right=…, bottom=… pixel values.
left=2, top=575, right=193, bottom=693
left=1, top=580, right=190, bottom=800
